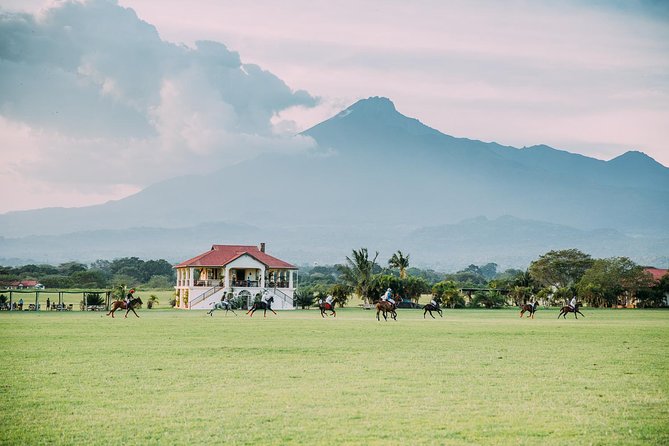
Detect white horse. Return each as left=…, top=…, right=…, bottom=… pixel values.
left=207, top=300, right=237, bottom=316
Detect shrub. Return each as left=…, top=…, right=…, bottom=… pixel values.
left=294, top=288, right=316, bottom=309
left=146, top=294, right=159, bottom=309
left=80, top=292, right=105, bottom=309
left=470, top=291, right=506, bottom=309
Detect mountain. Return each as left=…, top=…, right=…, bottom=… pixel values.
left=0, top=97, right=667, bottom=267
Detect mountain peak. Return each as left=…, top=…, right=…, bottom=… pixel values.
left=348, top=96, right=396, bottom=113
left=305, top=96, right=441, bottom=144
left=609, top=150, right=666, bottom=169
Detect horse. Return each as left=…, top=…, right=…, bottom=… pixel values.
left=247, top=296, right=276, bottom=317
left=207, top=300, right=237, bottom=316
left=376, top=300, right=397, bottom=321
left=318, top=300, right=336, bottom=318
left=423, top=303, right=442, bottom=319
left=558, top=302, right=584, bottom=319
left=519, top=302, right=538, bottom=319
left=106, top=297, right=143, bottom=318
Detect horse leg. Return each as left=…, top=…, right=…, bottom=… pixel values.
left=520, top=310, right=525, bottom=318
left=131, top=307, right=139, bottom=318
left=429, top=310, right=435, bottom=319
left=270, top=308, right=277, bottom=315
left=577, top=310, right=584, bottom=317
left=332, top=309, right=336, bottom=317
left=424, top=309, right=427, bottom=319
left=438, top=310, right=443, bottom=318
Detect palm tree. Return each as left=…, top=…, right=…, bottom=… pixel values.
left=388, top=250, right=410, bottom=279
left=337, top=248, right=379, bottom=305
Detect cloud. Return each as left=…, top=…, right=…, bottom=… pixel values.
left=0, top=0, right=318, bottom=212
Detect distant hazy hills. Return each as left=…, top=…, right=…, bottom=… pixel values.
left=1, top=97, right=667, bottom=268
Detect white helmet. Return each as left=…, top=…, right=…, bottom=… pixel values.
left=387, top=288, right=392, bottom=292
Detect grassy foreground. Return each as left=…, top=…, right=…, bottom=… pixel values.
left=1, top=308, right=667, bottom=445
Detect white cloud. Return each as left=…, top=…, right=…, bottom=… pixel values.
left=0, top=0, right=319, bottom=213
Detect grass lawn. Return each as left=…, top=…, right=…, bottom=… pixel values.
left=1, top=308, right=667, bottom=445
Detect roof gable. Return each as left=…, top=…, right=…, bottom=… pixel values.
left=176, top=244, right=296, bottom=269
left=645, top=267, right=668, bottom=281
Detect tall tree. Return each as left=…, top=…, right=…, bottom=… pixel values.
left=576, top=257, right=655, bottom=307
left=432, top=280, right=463, bottom=308
left=529, top=249, right=594, bottom=289
left=337, top=248, right=379, bottom=305
left=388, top=251, right=410, bottom=279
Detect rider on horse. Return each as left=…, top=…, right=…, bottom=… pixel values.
left=382, top=288, right=395, bottom=305
left=430, top=298, right=439, bottom=308
left=125, top=289, right=135, bottom=309
left=261, top=290, right=271, bottom=306
left=568, top=296, right=577, bottom=312
left=325, top=294, right=334, bottom=310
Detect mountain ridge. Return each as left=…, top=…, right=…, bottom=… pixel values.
left=0, top=96, right=667, bottom=267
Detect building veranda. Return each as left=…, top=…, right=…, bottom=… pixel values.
left=174, top=243, right=297, bottom=310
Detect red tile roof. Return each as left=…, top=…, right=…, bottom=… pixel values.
left=644, top=267, right=668, bottom=282
left=175, top=245, right=296, bottom=269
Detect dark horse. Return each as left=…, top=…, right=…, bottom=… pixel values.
left=207, top=300, right=237, bottom=316
left=376, top=300, right=397, bottom=321
left=520, top=301, right=539, bottom=319
left=423, top=303, right=443, bottom=319
left=318, top=300, right=336, bottom=318
left=106, top=297, right=143, bottom=318
left=247, top=296, right=276, bottom=317
left=558, top=302, right=584, bottom=319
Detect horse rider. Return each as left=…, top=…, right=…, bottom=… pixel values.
left=220, top=295, right=230, bottom=309
left=125, top=288, right=135, bottom=308
left=382, top=288, right=395, bottom=306
left=430, top=298, right=439, bottom=308
left=261, top=290, right=271, bottom=306
left=325, top=294, right=334, bottom=310
left=568, top=296, right=577, bottom=312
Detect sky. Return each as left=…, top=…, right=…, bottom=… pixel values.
left=1, top=0, right=668, bottom=214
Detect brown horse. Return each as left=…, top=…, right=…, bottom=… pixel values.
left=247, top=296, right=276, bottom=317
left=107, top=297, right=143, bottom=318
left=520, top=302, right=538, bottom=319
left=318, top=300, right=336, bottom=318
left=376, top=300, right=397, bottom=321
left=558, top=302, right=584, bottom=319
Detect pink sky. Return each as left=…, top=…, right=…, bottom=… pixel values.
left=0, top=0, right=667, bottom=213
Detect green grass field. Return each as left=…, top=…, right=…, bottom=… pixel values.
left=1, top=308, right=667, bottom=445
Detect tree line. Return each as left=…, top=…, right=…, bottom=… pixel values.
left=0, top=257, right=175, bottom=290
left=296, top=248, right=668, bottom=308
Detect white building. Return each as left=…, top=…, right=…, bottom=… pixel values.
left=174, top=243, right=297, bottom=310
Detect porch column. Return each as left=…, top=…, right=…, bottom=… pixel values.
left=189, top=267, right=194, bottom=287
left=224, top=268, right=230, bottom=289
left=289, top=270, right=294, bottom=289
left=260, top=266, right=266, bottom=288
